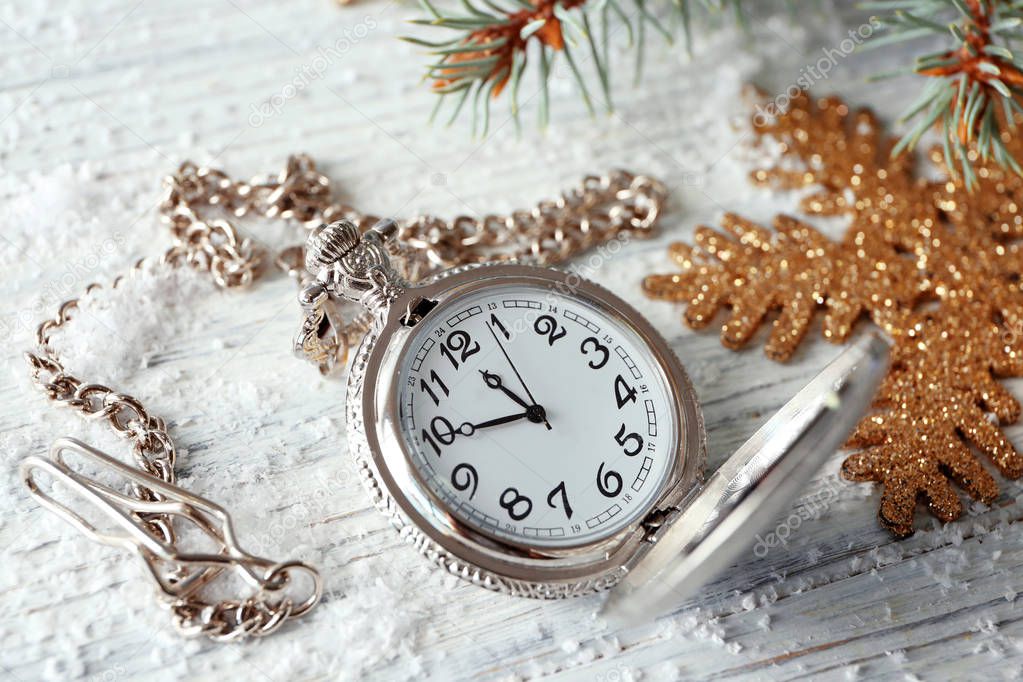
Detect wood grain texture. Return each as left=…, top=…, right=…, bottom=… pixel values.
left=3, top=1, right=1023, bottom=680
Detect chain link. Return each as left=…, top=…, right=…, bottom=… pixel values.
left=23, top=155, right=667, bottom=640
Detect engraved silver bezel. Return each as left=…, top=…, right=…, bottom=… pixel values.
left=345, top=263, right=706, bottom=597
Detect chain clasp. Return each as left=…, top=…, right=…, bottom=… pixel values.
left=21, top=438, right=322, bottom=639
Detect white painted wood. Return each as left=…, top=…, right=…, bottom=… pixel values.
left=3, top=1, right=1023, bottom=680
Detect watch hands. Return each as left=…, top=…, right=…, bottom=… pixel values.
left=479, top=370, right=549, bottom=426
left=453, top=407, right=547, bottom=438
left=471, top=413, right=529, bottom=430
left=479, top=370, right=531, bottom=409
left=483, top=323, right=553, bottom=430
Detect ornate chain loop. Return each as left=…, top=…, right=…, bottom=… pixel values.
left=22, top=155, right=667, bottom=640
left=157, top=154, right=667, bottom=286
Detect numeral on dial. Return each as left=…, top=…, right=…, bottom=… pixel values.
left=614, top=374, right=638, bottom=408
left=421, top=430, right=439, bottom=456
left=422, top=415, right=456, bottom=456
left=440, top=330, right=480, bottom=370
left=614, top=424, right=643, bottom=456
left=580, top=336, right=609, bottom=369
left=499, top=487, right=533, bottom=520
left=534, top=314, right=567, bottom=346
left=451, top=463, right=479, bottom=499
left=597, top=462, right=623, bottom=497
left=419, top=369, right=449, bottom=406
left=546, top=481, right=574, bottom=519
left=490, top=313, right=511, bottom=340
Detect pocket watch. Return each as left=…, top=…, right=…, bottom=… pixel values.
left=18, top=159, right=888, bottom=640
left=295, top=219, right=890, bottom=603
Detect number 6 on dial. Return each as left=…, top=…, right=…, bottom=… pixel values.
left=597, top=462, right=623, bottom=498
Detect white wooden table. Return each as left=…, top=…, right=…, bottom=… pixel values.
left=4, top=1, right=1023, bottom=679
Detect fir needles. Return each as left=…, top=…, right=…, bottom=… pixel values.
left=868, top=0, right=1023, bottom=186
left=406, top=0, right=1023, bottom=183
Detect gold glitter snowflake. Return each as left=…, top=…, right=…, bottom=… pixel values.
left=644, top=91, right=1023, bottom=536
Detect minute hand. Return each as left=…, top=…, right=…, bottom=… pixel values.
left=484, top=322, right=552, bottom=430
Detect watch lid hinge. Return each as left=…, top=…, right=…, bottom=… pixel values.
left=641, top=507, right=678, bottom=543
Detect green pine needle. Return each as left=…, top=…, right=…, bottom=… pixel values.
left=869, top=0, right=1023, bottom=187
left=406, top=0, right=1023, bottom=186
left=407, top=0, right=769, bottom=130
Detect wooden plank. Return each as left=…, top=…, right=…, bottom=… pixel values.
left=3, top=1, right=1021, bottom=679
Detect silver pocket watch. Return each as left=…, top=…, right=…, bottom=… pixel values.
left=297, top=219, right=890, bottom=610
left=17, top=160, right=889, bottom=641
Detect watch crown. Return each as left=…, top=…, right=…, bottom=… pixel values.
left=304, top=219, right=361, bottom=275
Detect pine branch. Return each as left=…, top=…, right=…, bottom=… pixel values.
left=404, top=0, right=1023, bottom=185
left=404, top=0, right=754, bottom=133
left=867, top=0, right=1023, bottom=186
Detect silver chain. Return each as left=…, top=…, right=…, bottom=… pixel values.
left=21, top=154, right=667, bottom=641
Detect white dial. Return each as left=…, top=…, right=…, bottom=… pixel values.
left=396, top=282, right=679, bottom=548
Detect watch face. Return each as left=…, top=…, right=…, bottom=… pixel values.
left=395, top=281, right=680, bottom=549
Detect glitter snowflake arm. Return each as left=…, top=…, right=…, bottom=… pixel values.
left=641, top=241, right=731, bottom=328
left=966, top=322, right=1023, bottom=420
left=642, top=212, right=920, bottom=361
left=841, top=412, right=972, bottom=536
left=644, top=212, right=833, bottom=361
left=841, top=309, right=1023, bottom=536
left=842, top=387, right=1021, bottom=537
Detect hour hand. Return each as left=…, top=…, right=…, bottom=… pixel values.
left=479, top=370, right=531, bottom=409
